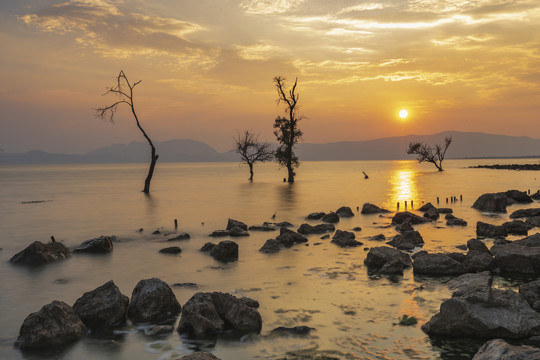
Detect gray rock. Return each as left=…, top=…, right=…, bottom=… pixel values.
left=226, top=219, right=247, bottom=231
left=502, top=220, right=532, bottom=236
left=201, top=240, right=238, bottom=262
left=467, top=238, right=491, bottom=254
left=336, top=206, right=355, bottom=218
left=472, top=193, right=509, bottom=213
left=361, top=203, right=390, bottom=214
left=9, top=241, right=71, bottom=266
left=491, top=234, right=540, bottom=275
left=306, top=212, right=325, bottom=220
left=505, top=190, right=533, bottom=204
left=392, top=211, right=431, bottom=225
left=438, top=208, right=453, bottom=214
left=179, top=352, right=221, bottom=360
left=259, top=239, right=284, bottom=254
left=387, top=231, right=424, bottom=249
left=364, top=246, right=412, bottom=275
left=331, top=230, right=363, bottom=248
left=15, top=300, right=87, bottom=349
left=73, top=280, right=129, bottom=331
left=270, top=326, right=314, bottom=335
left=370, top=234, right=386, bottom=241
left=413, top=252, right=466, bottom=276
left=321, top=212, right=339, bottom=223
left=520, top=280, right=540, bottom=312
left=532, top=190, right=540, bottom=200
left=395, top=218, right=414, bottom=233
left=297, top=223, right=335, bottom=235
left=275, top=221, right=294, bottom=227
left=74, top=236, right=113, bottom=253
left=167, top=232, right=190, bottom=241
left=526, top=216, right=540, bottom=228
left=477, top=221, right=507, bottom=238
left=228, top=226, right=249, bottom=237
left=447, top=271, right=492, bottom=298
left=159, top=246, right=182, bottom=254
left=462, top=250, right=494, bottom=273
left=510, top=208, right=540, bottom=219
left=418, top=203, right=436, bottom=212
left=127, top=278, right=181, bottom=325
left=472, top=339, right=540, bottom=360
left=276, top=228, right=308, bottom=247
left=209, top=230, right=231, bottom=237
left=423, top=207, right=439, bottom=220
left=239, top=297, right=259, bottom=308
left=248, top=225, right=276, bottom=231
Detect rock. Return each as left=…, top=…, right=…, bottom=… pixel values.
left=477, top=221, right=507, bottom=238
left=172, top=283, right=199, bottom=289
left=73, top=236, right=113, bottom=253
left=472, top=193, right=509, bottom=213
left=472, top=339, right=540, bottom=360
left=276, top=228, right=308, bottom=247
left=331, top=230, right=363, bottom=248
left=144, top=325, right=174, bottom=336
left=395, top=218, right=414, bottom=233
left=447, top=271, right=492, bottom=297
left=467, top=238, right=491, bottom=254
left=201, top=241, right=238, bottom=262
left=168, top=233, right=191, bottom=241
left=127, top=278, right=181, bottom=325
left=387, top=231, right=424, bottom=250
left=275, top=221, right=294, bottom=228
left=336, top=206, right=354, bottom=217
left=228, top=226, right=249, bottom=237
left=413, top=252, right=466, bottom=276
left=297, top=223, right=335, bottom=235
left=306, top=212, right=325, bottom=220
left=520, top=280, right=540, bottom=312
left=209, top=230, right=230, bottom=237
left=446, top=217, right=467, bottom=226
left=73, top=280, right=129, bottom=331
left=532, top=191, right=540, bottom=200
left=422, top=289, right=540, bottom=339
left=423, top=207, right=439, bottom=220
left=491, top=234, right=540, bottom=275
left=364, top=246, right=412, bottom=275
left=248, top=225, right=276, bottom=231
left=456, top=244, right=468, bottom=251
left=352, top=226, right=362, bottom=231
left=463, top=250, right=494, bottom=273
left=392, top=211, right=431, bottom=225
left=438, top=208, right=453, bottom=214
left=270, top=326, right=314, bottom=335
left=418, top=203, right=436, bottom=212
left=9, top=241, right=71, bottom=266
left=510, top=208, right=540, bottom=219
left=159, top=246, right=182, bottom=254
left=179, top=352, right=221, bottom=360
left=361, top=203, right=389, bottom=214
left=321, top=212, right=339, bottom=223
left=177, top=292, right=262, bottom=337
left=370, top=234, right=386, bottom=241
left=505, top=190, right=533, bottom=204
left=226, top=219, right=247, bottom=231
left=259, top=239, right=284, bottom=254
left=502, top=220, right=532, bottom=236
left=239, top=297, right=259, bottom=308
left=152, top=230, right=161, bottom=235
left=527, top=216, right=540, bottom=228
left=15, top=300, right=87, bottom=349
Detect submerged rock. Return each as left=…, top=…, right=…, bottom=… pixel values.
left=201, top=241, right=239, bottom=262
left=413, top=252, right=466, bottom=276
left=387, top=230, right=424, bottom=250
left=392, top=211, right=431, bottom=225
left=248, top=225, right=276, bottom=232
left=472, top=193, right=509, bottom=213
left=127, top=278, right=181, bottom=325
left=159, top=246, right=182, bottom=254
left=321, top=212, right=339, bottom=223
left=361, top=203, right=390, bottom=214
left=179, top=352, right=221, bottom=360
left=331, top=230, right=363, bottom=248
left=476, top=221, right=507, bottom=238
left=9, top=241, right=71, bottom=266
left=74, top=236, right=113, bottom=253
left=226, top=219, right=247, bottom=231
left=259, top=239, right=284, bottom=254
left=510, top=208, right=540, bottom=219
left=446, top=215, right=468, bottom=226
left=270, top=326, right=314, bottom=336
left=15, top=300, right=87, bottom=349
left=276, top=228, right=308, bottom=247
left=336, top=206, right=355, bottom=218
left=306, top=212, right=325, bottom=220
left=520, top=280, right=540, bottom=312
left=364, top=246, right=412, bottom=275
left=167, top=233, right=191, bottom=241
left=297, top=223, right=335, bottom=235
left=472, top=339, right=540, bottom=360
left=490, top=233, right=540, bottom=275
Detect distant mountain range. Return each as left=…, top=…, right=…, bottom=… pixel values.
left=2, top=131, right=539, bottom=165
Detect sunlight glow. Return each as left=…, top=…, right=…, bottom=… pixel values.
left=399, top=109, right=409, bottom=119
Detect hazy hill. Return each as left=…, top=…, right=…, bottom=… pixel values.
left=1, top=131, right=539, bottom=164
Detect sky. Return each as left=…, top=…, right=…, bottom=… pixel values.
left=1, top=0, right=539, bottom=154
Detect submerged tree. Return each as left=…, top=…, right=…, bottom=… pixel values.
left=234, top=130, right=274, bottom=181
left=407, top=136, right=452, bottom=171
left=95, top=70, right=158, bottom=194
left=273, top=76, right=303, bottom=183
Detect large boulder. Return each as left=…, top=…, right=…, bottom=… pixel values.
left=502, top=220, right=532, bottom=236
left=418, top=202, right=436, bottom=212
left=177, top=292, right=262, bottom=337
left=200, top=241, right=239, bottom=262
left=504, top=190, right=533, bottom=204
left=336, top=206, right=355, bottom=218
left=259, top=239, right=283, bottom=254
left=423, top=207, right=439, bottom=220
left=527, top=216, right=540, bottom=228
left=9, top=241, right=71, bottom=266
left=226, top=219, right=247, bottom=231
left=446, top=215, right=467, bottom=226
left=73, top=280, right=129, bottom=331
left=15, top=301, right=87, bottom=349
left=73, top=236, right=113, bottom=253
left=413, top=252, right=466, bottom=276
left=392, top=211, right=431, bottom=225
left=510, top=208, right=540, bottom=219
left=127, top=278, right=181, bottom=325
left=387, top=231, right=424, bottom=250
left=520, top=280, right=540, bottom=312
left=297, top=223, right=335, bottom=235
left=422, top=289, right=540, bottom=339
left=364, top=246, right=412, bottom=275
left=467, top=238, right=491, bottom=254
left=446, top=271, right=492, bottom=297
left=472, top=339, right=540, bottom=360
left=276, top=228, right=308, bottom=247
left=361, top=203, right=390, bottom=214
left=472, top=193, right=509, bottom=213
left=331, top=230, right=363, bottom=248
left=321, top=212, right=339, bottom=223
left=462, top=250, right=494, bottom=273
left=490, top=234, right=540, bottom=275
left=476, top=221, right=507, bottom=238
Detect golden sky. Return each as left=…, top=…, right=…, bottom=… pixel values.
left=1, top=0, right=539, bottom=153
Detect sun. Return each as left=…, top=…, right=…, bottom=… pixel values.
left=399, top=109, right=409, bottom=119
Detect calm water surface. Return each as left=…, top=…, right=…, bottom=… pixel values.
left=0, top=160, right=539, bottom=360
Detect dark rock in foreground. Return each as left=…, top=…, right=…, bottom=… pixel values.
left=226, top=219, right=247, bottom=231
left=392, top=211, right=431, bottom=225
left=201, top=241, right=239, bottom=262
left=331, top=230, right=363, bottom=248
left=364, top=246, right=412, bottom=275
left=467, top=238, right=491, bottom=254
left=520, top=280, right=540, bottom=312
left=167, top=232, right=190, bottom=241
left=127, top=278, right=181, bottom=325
left=270, top=326, right=314, bottom=336
left=179, top=352, right=221, bottom=360
left=73, top=280, right=129, bottom=331
left=259, top=239, right=283, bottom=254
left=159, top=246, right=182, bottom=254
left=476, top=221, right=507, bottom=238
left=472, top=193, right=509, bottom=213
left=336, top=206, right=354, bottom=217
left=297, top=223, right=335, bottom=235
left=510, top=208, right=540, bottom=219
left=321, top=212, right=339, bottom=223
left=361, top=203, right=389, bottom=214
left=491, top=233, right=540, bottom=275
left=306, top=212, right=325, bottom=220
left=527, top=216, right=540, bottom=228
left=276, top=228, right=308, bottom=247
left=446, top=271, right=492, bottom=297
left=177, top=292, right=262, bottom=338
left=74, top=236, right=113, bottom=253
left=387, top=230, right=424, bottom=250
left=15, top=300, right=87, bottom=349
left=10, top=241, right=71, bottom=266
left=472, top=339, right=540, bottom=360
left=413, top=252, right=466, bottom=276
left=502, top=220, right=532, bottom=236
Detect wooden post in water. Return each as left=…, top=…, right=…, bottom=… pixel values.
left=405, top=201, right=407, bottom=209
left=411, top=200, right=414, bottom=209
left=437, top=197, right=440, bottom=204
left=50, top=236, right=56, bottom=243
left=174, top=219, right=178, bottom=230
left=397, top=202, right=400, bottom=211
left=446, top=197, right=448, bottom=204
left=460, top=195, right=463, bottom=202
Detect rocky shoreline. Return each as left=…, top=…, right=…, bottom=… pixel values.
left=470, top=164, right=540, bottom=171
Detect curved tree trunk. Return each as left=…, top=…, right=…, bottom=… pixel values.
left=143, top=148, right=159, bottom=194
left=248, top=163, right=254, bottom=181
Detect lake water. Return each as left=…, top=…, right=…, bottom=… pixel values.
left=0, top=159, right=539, bottom=360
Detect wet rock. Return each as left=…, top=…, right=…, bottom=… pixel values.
left=74, top=236, right=113, bottom=253
left=167, top=232, right=191, bottom=241
left=201, top=241, right=238, bottom=262
left=177, top=292, right=262, bottom=337
left=159, top=246, right=182, bottom=254
left=510, top=208, right=540, bottom=219
left=504, top=190, right=533, bottom=204
left=270, top=326, right=314, bottom=336
left=472, top=193, right=509, bottom=213
left=395, top=218, right=414, bottom=233
left=144, top=325, right=174, bottom=336
left=520, top=280, right=540, bottom=312
left=476, top=221, right=507, bottom=238
left=364, top=246, right=412, bottom=275
left=73, top=280, right=129, bottom=331
left=422, top=289, right=540, bottom=339
left=258, top=239, right=283, bottom=254
left=320, top=234, right=330, bottom=239
left=387, top=231, right=424, bottom=250
left=392, top=211, right=431, bottom=225
left=413, top=252, right=466, bottom=276
left=336, top=206, right=354, bottom=218
left=446, top=271, right=492, bottom=297
left=172, top=282, right=199, bottom=289
left=502, top=220, right=532, bottom=236
left=491, top=234, right=540, bottom=275
left=275, top=221, right=294, bottom=228
left=239, top=297, right=259, bottom=308
left=446, top=216, right=467, bottom=226
left=532, top=191, right=540, bottom=200
left=472, top=339, right=540, bottom=360
left=321, top=212, right=339, bottom=223
left=438, top=208, right=453, bottom=214
left=361, top=203, right=390, bottom=214
left=297, top=223, right=335, bottom=235
left=467, top=238, right=491, bottom=254
left=352, top=226, right=362, bottom=231
left=127, top=278, right=181, bottom=325
left=248, top=225, right=276, bottom=231
left=463, top=250, right=494, bottom=273
left=178, top=352, right=221, bottom=360
left=331, top=230, right=363, bottom=248
left=209, top=230, right=231, bottom=237
left=9, top=241, right=71, bottom=266
left=276, top=228, right=308, bottom=247
left=226, top=219, right=247, bottom=231
left=306, top=212, right=325, bottom=220
left=15, top=300, right=87, bottom=349
left=228, top=226, right=249, bottom=237
left=456, top=244, right=468, bottom=251
left=527, top=216, right=540, bottom=228
left=370, top=234, right=386, bottom=241
left=423, top=207, right=439, bottom=220
left=418, top=203, right=436, bottom=212
left=152, top=230, right=161, bottom=235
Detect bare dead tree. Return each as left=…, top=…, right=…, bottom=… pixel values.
left=407, top=136, right=452, bottom=171
left=234, top=130, right=274, bottom=181
left=95, top=70, right=158, bottom=194
left=273, top=76, right=303, bottom=183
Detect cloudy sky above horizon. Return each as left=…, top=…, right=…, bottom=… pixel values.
left=1, top=0, right=539, bottom=153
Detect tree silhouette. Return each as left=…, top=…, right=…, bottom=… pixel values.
left=234, top=130, right=274, bottom=181
left=273, top=76, right=303, bottom=183
left=407, top=136, right=452, bottom=171
left=95, top=70, right=158, bottom=194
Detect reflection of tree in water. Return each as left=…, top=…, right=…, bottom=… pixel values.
left=143, top=192, right=159, bottom=223
left=278, top=183, right=296, bottom=212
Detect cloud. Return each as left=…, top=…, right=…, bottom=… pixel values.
left=240, top=0, right=307, bottom=15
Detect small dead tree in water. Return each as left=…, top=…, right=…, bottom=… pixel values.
left=407, top=136, right=452, bottom=171
left=95, top=70, right=158, bottom=194
left=273, top=76, right=303, bottom=183
left=234, top=130, right=274, bottom=181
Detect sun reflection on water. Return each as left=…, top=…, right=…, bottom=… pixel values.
left=387, top=162, right=420, bottom=209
